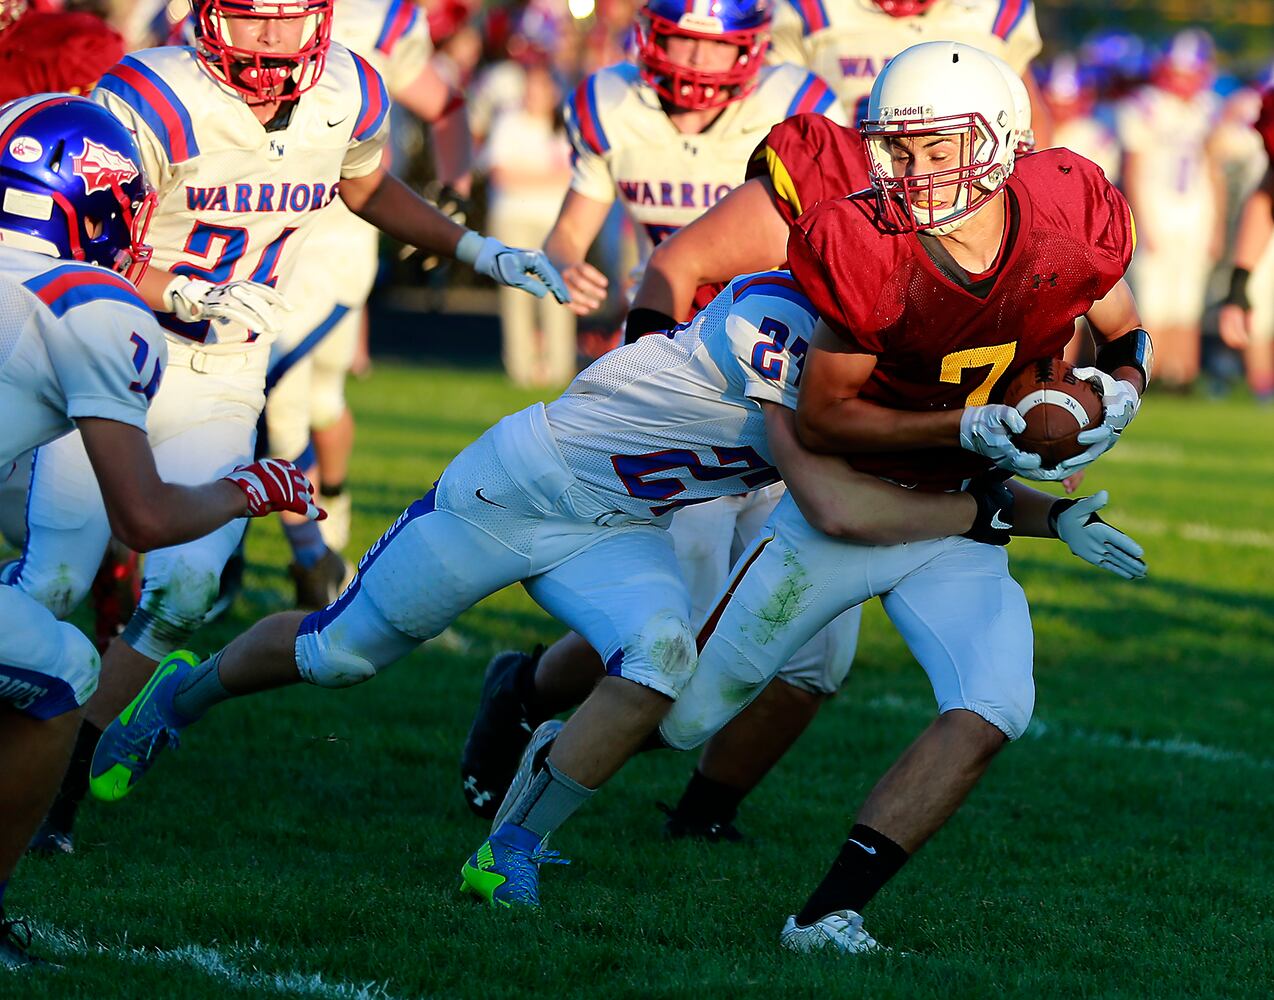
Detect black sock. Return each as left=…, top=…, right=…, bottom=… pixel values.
left=796, top=824, right=909, bottom=926
left=47, top=721, right=104, bottom=831
left=514, top=644, right=548, bottom=723
left=319, top=480, right=345, bottom=498
left=672, top=768, right=747, bottom=826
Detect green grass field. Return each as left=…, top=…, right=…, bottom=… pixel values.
left=11, top=362, right=1274, bottom=999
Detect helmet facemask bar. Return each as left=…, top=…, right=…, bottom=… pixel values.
left=636, top=11, right=770, bottom=111
left=863, top=112, right=1008, bottom=236
left=195, top=0, right=333, bottom=104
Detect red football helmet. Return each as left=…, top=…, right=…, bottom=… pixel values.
left=192, top=0, right=333, bottom=103
left=871, top=0, right=940, bottom=16
left=635, top=0, right=772, bottom=111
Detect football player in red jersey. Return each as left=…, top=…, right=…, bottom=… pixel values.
left=0, top=0, right=125, bottom=103
left=655, top=40, right=1152, bottom=952
left=1218, top=86, right=1274, bottom=399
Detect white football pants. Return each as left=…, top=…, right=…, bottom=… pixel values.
left=661, top=492, right=1036, bottom=749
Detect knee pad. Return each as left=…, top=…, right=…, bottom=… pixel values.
left=620, top=613, right=697, bottom=698
left=14, top=560, right=95, bottom=620
left=296, top=636, right=378, bottom=688
left=124, top=559, right=223, bottom=660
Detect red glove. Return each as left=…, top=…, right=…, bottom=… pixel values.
left=222, top=459, right=325, bottom=521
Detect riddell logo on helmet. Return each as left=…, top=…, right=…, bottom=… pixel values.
left=882, top=105, right=933, bottom=118
left=71, top=139, right=138, bottom=195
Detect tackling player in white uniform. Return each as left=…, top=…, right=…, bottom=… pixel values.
left=263, top=0, right=474, bottom=605
left=458, top=0, right=862, bottom=824
left=0, top=95, right=319, bottom=969
left=768, top=0, right=1043, bottom=125
left=86, top=272, right=1013, bottom=881
left=22, top=0, right=567, bottom=856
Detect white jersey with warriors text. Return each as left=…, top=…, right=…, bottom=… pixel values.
left=769, top=0, right=1042, bottom=123
left=91, top=42, right=391, bottom=353
left=563, top=62, right=846, bottom=278
left=544, top=272, right=814, bottom=519
left=0, top=246, right=166, bottom=468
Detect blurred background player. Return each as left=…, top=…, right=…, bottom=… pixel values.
left=0, top=0, right=124, bottom=103
left=25, top=0, right=566, bottom=858
left=260, top=0, right=477, bottom=606
left=458, top=0, right=864, bottom=823
left=766, top=0, right=1047, bottom=140
left=1037, top=53, right=1120, bottom=182
left=1219, top=82, right=1274, bottom=400
left=481, top=56, right=576, bottom=388
left=1116, top=28, right=1224, bottom=390
left=0, top=94, right=320, bottom=969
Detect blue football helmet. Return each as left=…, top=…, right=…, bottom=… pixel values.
left=0, top=94, right=154, bottom=282
left=636, top=0, right=772, bottom=111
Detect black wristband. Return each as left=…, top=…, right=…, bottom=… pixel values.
left=963, top=475, right=1015, bottom=545
left=624, top=307, right=677, bottom=344
left=1048, top=498, right=1077, bottom=537
left=1224, top=267, right=1252, bottom=311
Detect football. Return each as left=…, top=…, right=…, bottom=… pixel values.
left=1002, top=358, right=1104, bottom=468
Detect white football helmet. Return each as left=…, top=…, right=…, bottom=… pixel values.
left=862, top=41, right=1021, bottom=236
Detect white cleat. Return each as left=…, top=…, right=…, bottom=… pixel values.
left=780, top=909, right=885, bottom=955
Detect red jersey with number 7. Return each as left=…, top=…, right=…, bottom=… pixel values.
left=787, top=147, right=1136, bottom=491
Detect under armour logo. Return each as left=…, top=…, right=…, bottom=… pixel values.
left=1031, top=273, right=1058, bottom=289
left=1059, top=165, right=1072, bottom=174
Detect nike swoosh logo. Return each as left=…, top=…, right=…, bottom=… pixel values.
left=327, top=115, right=349, bottom=128
left=848, top=839, right=877, bottom=855
left=474, top=488, right=507, bottom=509
left=990, top=511, right=1012, bottom=530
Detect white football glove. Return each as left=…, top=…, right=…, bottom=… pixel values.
left=163, top=277, right=292, bottom=341
left=1046, top=368, right=1142, bottom=477
left=455, top=231, right=571, bottom=304
left=959, top=404, right=1043, bottom=476
left=1051, top=490, right=1146, bottom=580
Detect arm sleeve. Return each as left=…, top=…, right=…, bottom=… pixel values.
left=998, top=2, right=1043, bottom=75
left=746, top=115, right=869, bottom=225
left=90, top=85, right=174, bottom=193
left=786, top=203, right=883, bottom=354
left=48, top=306, right=166, bottom=429
left=726, top=291, right=816, bottom=410
left=563, top=76, right=617, bottom=205
left=342, top=54, right=392, bottom=178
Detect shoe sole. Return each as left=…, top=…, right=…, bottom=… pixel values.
left=490, top=719, right=563, bottom=835
left=88, top=649, right=198, bottom=803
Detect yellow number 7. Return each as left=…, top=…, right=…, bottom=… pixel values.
left=939, top=342, right=1017, bottom=407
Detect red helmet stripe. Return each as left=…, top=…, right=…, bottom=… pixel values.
left=0, top=95, right=78, bottom=159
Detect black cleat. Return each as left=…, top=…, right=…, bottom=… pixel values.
left=0, top=912, right=56, bottom=970
left=289, top=548, right=353, bottom=610
left=657, top=801, right=746, bottom=843
left=27, top=816, right=74, bottom=858
left=460, top=647, right=544, bottom=819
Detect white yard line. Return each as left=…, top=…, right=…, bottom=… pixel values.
left=34, top=924, right=414, bottom=1000
left=1110, top=514, right=1274, bottom=552
left=863, top=695, right=1274, bottom=770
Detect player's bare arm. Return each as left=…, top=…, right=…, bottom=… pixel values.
left=341, top=166, right=569, bottom=302
left=543, top=189, right=614, bottom=315
left=77, top=420, right=322, bottom=553
left=1219, top=167, right=1274, bottom=350
left=635, top=177, right=789, bottom=322
left=795, top=321, right=962, bottom=453
left=763, top=404, right=978, bottom=543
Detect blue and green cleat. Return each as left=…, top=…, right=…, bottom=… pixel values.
left=89, top=649, right=199, bottom=802
left=459, top=823, right=570, bottom=908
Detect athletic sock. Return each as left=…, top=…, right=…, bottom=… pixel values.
left=795, top=824, right=910, bottom=926
left=671, top=768, right=746, bottom=827
left=283, top=521, right=327, bottom=569
left=48, top=720, right=103, bottom=830
left=319, top=480, right=345, bottom=499
left=171, top=650, right=231, bottom=722
left=503, top=753, right=594, bottom=842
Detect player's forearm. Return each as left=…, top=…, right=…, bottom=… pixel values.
left=1005, top=480, right=1058, bottom=538
left=428, top=109, right=473, bottom=192
left=796, top=395, right=963, bottom=454
left=344, top=170, right=467, bottom=256
left=1231, top=175, right=1274, bottom=270
left=767, top=404, right=975, bottom=543
left=543, top=220, right=590, bottom=270
left=138, top=481, right=248, bottom=550
left=138, top=265, right=178, bottom=313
